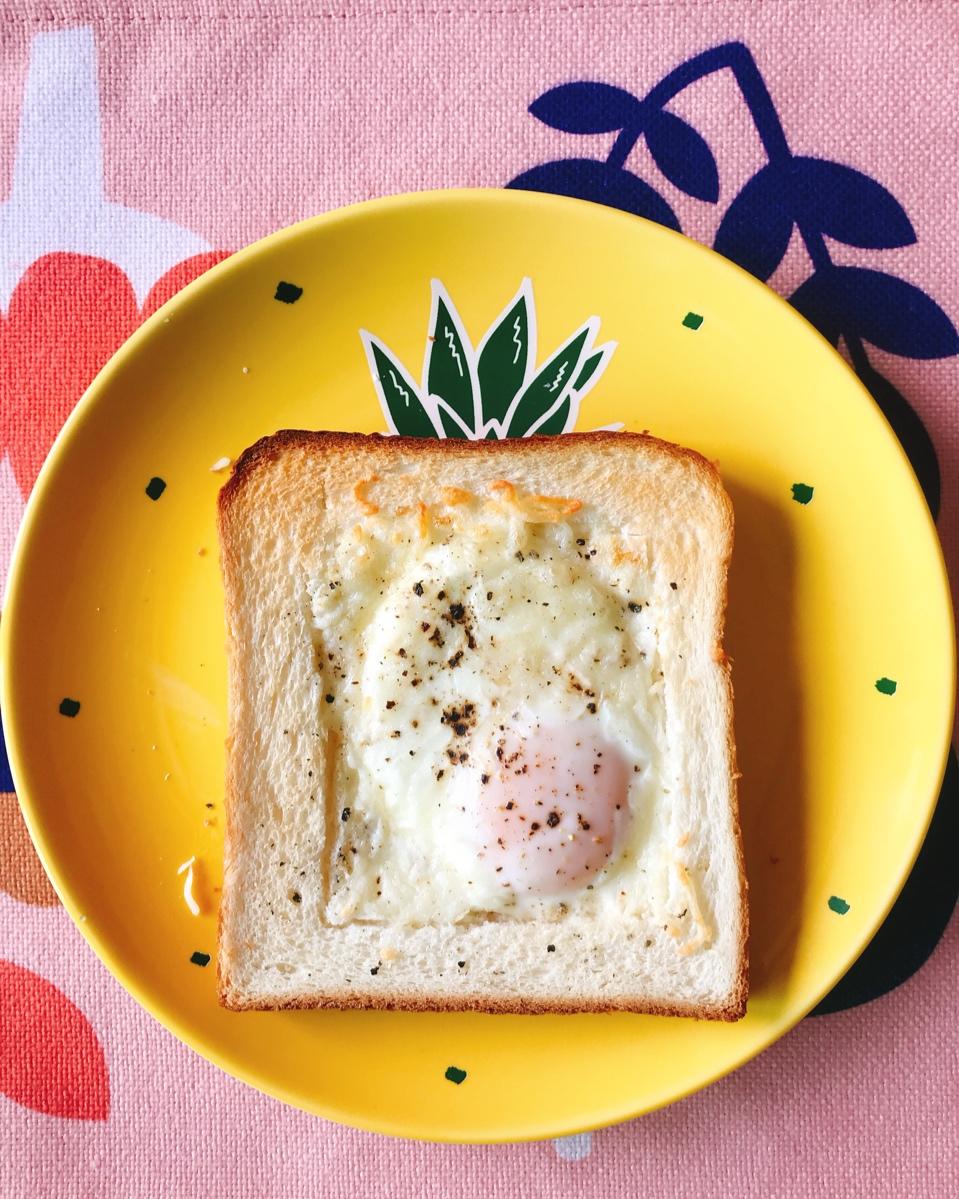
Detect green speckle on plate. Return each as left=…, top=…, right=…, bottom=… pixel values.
left=58, top=697, right=81, bottom=718
left=875, top=677, right=897, bottom=695
left=682, top=311, right=703, bottom=330
left=444, top=1065, right=467, bottom=1085
left=145, top=476, right=166, bottom=501
left=274, top=281, right=303, bottom=304
left=791, top=483, right=814, bottom=505
left=828, top=896, right=850, bottom=915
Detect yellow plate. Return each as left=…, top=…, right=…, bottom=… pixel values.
left=1, top=190, right=953, bottom=1142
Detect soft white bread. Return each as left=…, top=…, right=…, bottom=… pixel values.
left=217, top=430, right=747, bottom=1019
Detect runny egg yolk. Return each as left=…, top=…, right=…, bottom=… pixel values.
left=476, top=723, right=631, bottom=896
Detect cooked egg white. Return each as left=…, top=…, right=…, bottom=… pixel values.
left=309, top=482, right=674, bottom=927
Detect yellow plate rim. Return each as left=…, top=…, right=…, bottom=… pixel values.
left=1, top=188, right=954, bottom=1142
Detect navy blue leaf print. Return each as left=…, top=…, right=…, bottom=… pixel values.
left=0, top=713, right=13, bottom=792
left=791, top=266, right=959, bottom=358
left=713, top=164, right=793, bottom=280
left=529, top=82, right=642, bottom=134
left=790, top=157, right=915, bottom=249
left=508, top=159, right=679, bottom=230
left=644, top=109, right=720, bottom=202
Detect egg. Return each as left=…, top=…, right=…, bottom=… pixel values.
left=471, top=720, right=632, bottom=894
left=310, top=478, right=670, bottom=927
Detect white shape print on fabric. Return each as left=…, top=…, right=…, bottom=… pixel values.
left=552, top=1132, right=594, bottom=1161
left=0, top=26, right=210, bottom=308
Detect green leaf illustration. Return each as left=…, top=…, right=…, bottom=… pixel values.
left=571, top=348, right=605, bottom=394
left=362, top=280, right=616, bottom=441
left=361, top=332, right=440, bottom=437
left=434, top=399, right=473, bottom=439
left=427, top=286, right=475, bottom=435
left=476, top=284, right=531, bottom=426
left=532, top=396, right=572, bottom=435
left=504, top=325, right=593, bottom=437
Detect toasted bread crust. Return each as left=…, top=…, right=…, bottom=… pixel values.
left=218, top=984, right=745, bottom=1020
left=217, top=429, right=746, bottom=1021
left=218, top=428, right=726, bottom=516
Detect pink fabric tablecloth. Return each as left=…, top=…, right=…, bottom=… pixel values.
left=1, top=3, right=957, bottom=1195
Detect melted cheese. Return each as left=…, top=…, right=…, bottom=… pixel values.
left=309, top=481, right=675, bottom=930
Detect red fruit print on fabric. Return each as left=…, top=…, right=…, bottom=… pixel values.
left=0, top=960, right=109, bottom=1120
left=0, top=250, right=229, bottom=496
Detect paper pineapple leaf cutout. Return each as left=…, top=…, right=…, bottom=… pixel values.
left=361, top=279, right=615, bottom=438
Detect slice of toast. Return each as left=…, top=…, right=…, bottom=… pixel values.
left=217, top=430, right=747, bottom=1019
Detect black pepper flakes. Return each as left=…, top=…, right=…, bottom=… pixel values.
left=481, top=774, right=490, bottom=784
left=546, top=811, right=560, bottom=828
left=370, top=966, right=379, bottom=975
left=413, top=581, right=424, bottom=596
left=586, top=702, right=597, bottom=714
left=290, top=891, right=302, bottom=904
left=325, top=693, right=335, bottom=704
left=341, top=807, right=351, bottom=821
left=546, top=944, right=556, bottom=953
left=628, top=602, right=642, bottom=613
left=670, top=581, right=678, bottom=590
